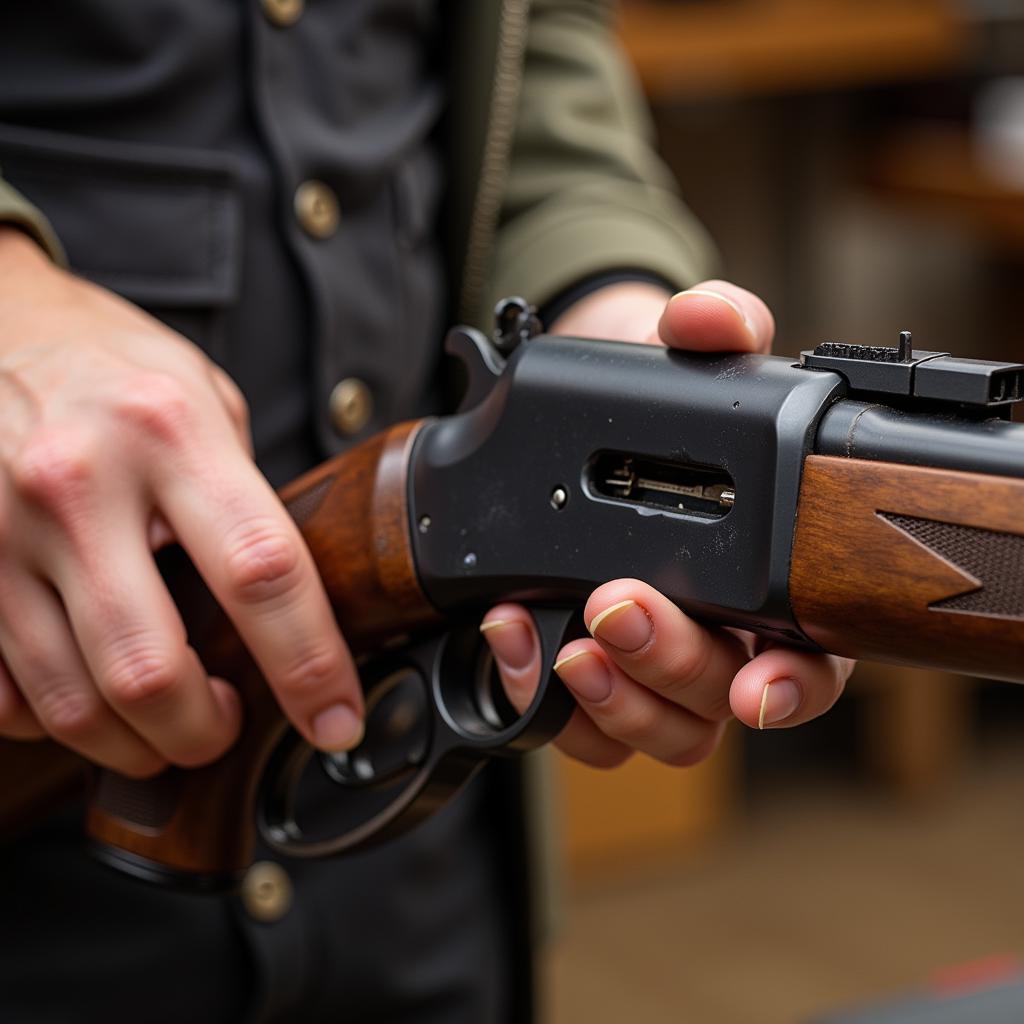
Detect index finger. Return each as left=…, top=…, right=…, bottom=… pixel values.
left=157, top=454, right=364, bottom=752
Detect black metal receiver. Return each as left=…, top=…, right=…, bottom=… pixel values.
left=258, top=300, right=1024, bottom=859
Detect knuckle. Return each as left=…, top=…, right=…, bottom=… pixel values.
left=36, top=685, right=103, bottom=743
left=10, top=430, right=96, bottom=509
left=274, top=647, right=346, bottom=701
left=114, top=373, right=197, bottom=447
left=659, top=643, right=713, bottom=693
left=223, top=521, right=302, bottom=604
left=104, top=647, right=183, bottom=707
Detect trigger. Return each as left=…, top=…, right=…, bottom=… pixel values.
left=322, top=666, right=430, bottom=789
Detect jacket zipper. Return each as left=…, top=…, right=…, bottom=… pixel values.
left=457, top=0, right=531, bottom=324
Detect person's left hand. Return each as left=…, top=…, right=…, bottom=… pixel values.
left=480, top=280, right=854, bottom=769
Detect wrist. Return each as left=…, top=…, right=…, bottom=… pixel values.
left=0, top=223, right=56, bottom=277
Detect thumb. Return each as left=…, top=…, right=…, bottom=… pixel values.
left=656, top=280, right=775, bottom=354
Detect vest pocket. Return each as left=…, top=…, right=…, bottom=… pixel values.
left=0, top=122, right=242, bottom=358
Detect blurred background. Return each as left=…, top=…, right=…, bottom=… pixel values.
left=540, top=1, right=1024, bottom=1021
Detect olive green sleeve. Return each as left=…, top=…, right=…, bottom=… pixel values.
left=0, top=176, right=66, bottom=263
left=483, top=0, right=717, bottom=323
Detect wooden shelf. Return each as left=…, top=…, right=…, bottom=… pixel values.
left=619, top=0, right=967, bottom=99
left=866, top=125, right=1024, bottom=247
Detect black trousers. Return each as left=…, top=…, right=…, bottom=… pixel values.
left=0, top=767, right=529, bottom=1023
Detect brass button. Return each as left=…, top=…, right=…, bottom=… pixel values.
left=329, top=377, right=374, bottom=436
left=240, top=861, right=293, bottom=924
left=294, top=180, right=340, bottom=240
left=262, top=0, right=304, bottom=28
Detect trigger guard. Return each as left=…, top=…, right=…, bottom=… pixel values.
left=255, top=606, right=583, bottom=860
left=427, top=606, right=581, bottom=753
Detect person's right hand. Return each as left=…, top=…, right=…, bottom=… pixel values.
left=0, top=227, right=364, bottom=777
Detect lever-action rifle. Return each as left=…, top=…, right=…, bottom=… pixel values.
left=3, top=299, right=1024, bottom=889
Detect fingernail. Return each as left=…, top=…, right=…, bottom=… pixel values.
left=588, top=600, right=652, bottom=653
left=312, top=704, right=364, bottom=751
left=757, top=679, right=801, bottom=729
left=673, top=287, right=752, bottom=329
left=554, top=650, right=612, bottom=703
left=480, top=619, right=535, bottom=671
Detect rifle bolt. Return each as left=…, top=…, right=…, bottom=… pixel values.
left=550, top=486, right=568, bottom=510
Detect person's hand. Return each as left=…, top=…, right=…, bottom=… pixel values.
left=482, top=279, right=853, bottom=768
left=0, top=228, right=363, bottom=776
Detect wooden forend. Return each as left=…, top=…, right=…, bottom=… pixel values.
left=791, top=456, right=1024, bottom=682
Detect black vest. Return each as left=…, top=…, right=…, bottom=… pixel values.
left=0, top=6, right=524, bottom=1021
left=0, top=0, right=446, bottom=485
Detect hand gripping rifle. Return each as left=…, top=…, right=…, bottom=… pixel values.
left=3, top=299, right=1024, bottom=889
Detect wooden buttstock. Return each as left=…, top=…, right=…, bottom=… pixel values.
left=1, top=419, right=438, bottom=882
left=791, top=456, right=1024, bottom=681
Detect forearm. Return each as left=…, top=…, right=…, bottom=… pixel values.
left=485, top=0, right=717, bottom=323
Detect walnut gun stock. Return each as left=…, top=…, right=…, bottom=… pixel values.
left=3, top=304, right=1024, bottom=887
